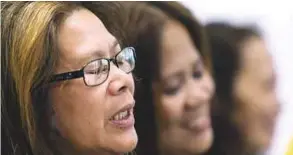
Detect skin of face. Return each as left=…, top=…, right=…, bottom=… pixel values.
left=233, top=36, right=280, bottom=153
left=49, top=9, right=137, bottom=155
left=157, top=20, right=215, bottom=155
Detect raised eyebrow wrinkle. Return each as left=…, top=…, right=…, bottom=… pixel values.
left=79, top=40, right=119, bottom=66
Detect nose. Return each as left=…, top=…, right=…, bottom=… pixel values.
left=107, top=62, right=134, bottom=96
left=184, top=72, right=215, bottom=110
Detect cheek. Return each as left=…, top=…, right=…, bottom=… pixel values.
left=234, top=76, right=261, bottom=120
left=160, top=93, right=185, bottom=122
left=236, top=85, right=274, bottom=124
left=234, top=87, right=271, bottom=140
left=50, top=85, right=106, bottom=142
left=233, top=77, right=277, bottom=149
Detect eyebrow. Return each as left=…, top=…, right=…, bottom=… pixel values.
left=162, top=57, right=202, bottom=81
left=77, top=40, right=120, bottom=67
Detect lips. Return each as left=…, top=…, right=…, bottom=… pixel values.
left=181, top=108, right=211, bottom=133
left=109, top=103, right=135, bottom=129
left=183, top=116, right=211, bottom=133
left=111, top=110, right=130, bottom=121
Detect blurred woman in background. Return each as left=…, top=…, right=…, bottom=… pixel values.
left=205, top=23, right=280, bottom=155
left=84, top=2, right=214, bottom=155
left=1, top=2, right=137, bottom=155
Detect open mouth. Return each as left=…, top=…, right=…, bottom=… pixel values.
left=182, top=115, right=211, bottom=133
left=110, top=108, right=132, bottom=121
left=109, top=104, right=135, bottom=129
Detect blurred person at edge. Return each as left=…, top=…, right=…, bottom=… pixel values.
left=205, top=22, right=280, bottom=155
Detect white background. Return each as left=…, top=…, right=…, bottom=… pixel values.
left=180, top=0, right=293, bottom=154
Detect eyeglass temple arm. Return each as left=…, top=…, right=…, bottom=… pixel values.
left=50, top=70, right=84, bottom=83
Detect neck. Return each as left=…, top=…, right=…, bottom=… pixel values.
left=207, top=140, right=258, bottom=155
left=49, top=132, right=121, bottom=155
left=160, top=145, right=202, bottom=155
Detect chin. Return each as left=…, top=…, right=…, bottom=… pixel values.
left=246, top=130, right=272, bottom=153
left=254, top=137, right=272, bottom=153
left=112, top=128, right=138, bottom=153
left=190, top=127, right=213, bottom=154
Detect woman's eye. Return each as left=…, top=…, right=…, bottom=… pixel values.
left=193, top=70, right=203, bottom=79
left=192, top=59, right=204, bottom=79
left=101, top=65, right=108, bottom=72
left=162, top=73, right=184, bottom=96
left=117, top=59, right=124, bottom=66
left=87, top=66, right=104, bottom=74
left=87, top=68, right=100, bottom=74
left=162, top=77, right=183, bottom=95
left=163, top=85, right=182, bottom=95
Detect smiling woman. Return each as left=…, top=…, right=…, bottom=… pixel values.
left=83, top=2, right=215, bottom=155
left=1, top=2, right=137, bottom=155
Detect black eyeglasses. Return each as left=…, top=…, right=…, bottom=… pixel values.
left=50, top=47, right=136, bottom=87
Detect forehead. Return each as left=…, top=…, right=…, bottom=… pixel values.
left=240, top=37, right=273, bottom=78
left=160, top=20, right=200, bottom=75
left=57, top=9, right=116, bottom=70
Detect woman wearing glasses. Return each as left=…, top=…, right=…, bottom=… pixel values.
left=2, top=2, right=137, bottom=155
left=85, top=2, right=214, bottom=155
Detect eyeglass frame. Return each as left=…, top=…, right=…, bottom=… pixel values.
left=50, top=47, right=136, bottom=87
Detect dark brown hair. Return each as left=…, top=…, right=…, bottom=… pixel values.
left=0, top=2, right=120, bottom=155
left=205, top=22, right=260, bottom=155
left=83, top=2, right=211, bottom=155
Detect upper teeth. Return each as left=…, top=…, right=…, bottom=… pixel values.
left=113, top=110, right=129, bottom=120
